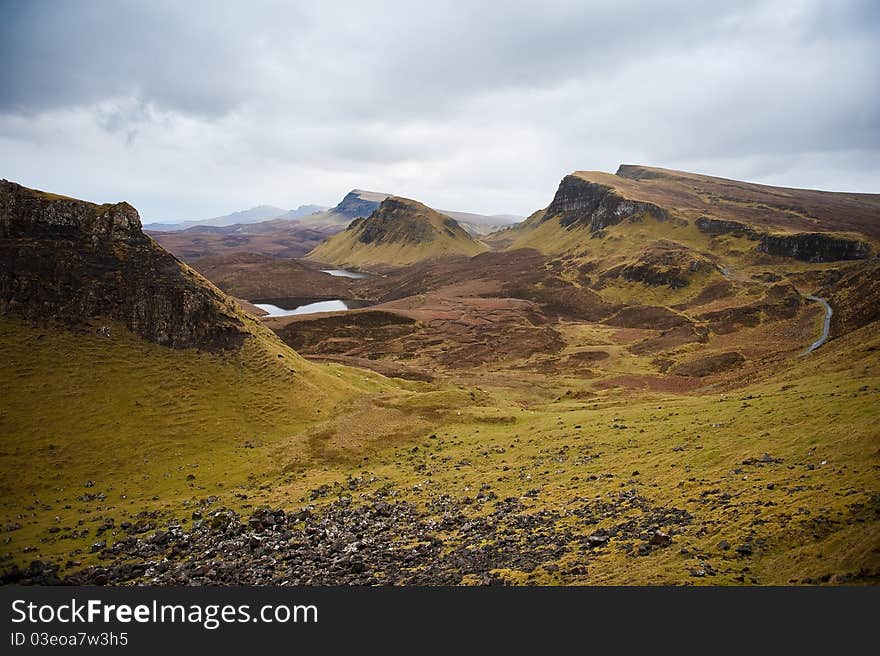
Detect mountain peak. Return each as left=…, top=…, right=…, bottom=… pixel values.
left=333, top=189, right=392, bottom=218
left=307, top=195, right=486, bottom=268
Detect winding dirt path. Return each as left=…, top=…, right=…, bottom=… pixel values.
left=716, top=265, right=832, bottom=355
left=802, top=295, right=832, bottom=354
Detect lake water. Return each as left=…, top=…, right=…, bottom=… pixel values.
left=255, top=299, right=352, bottom=317
left=254, top=298, right=370, bottom=319
left=321, top=269, right=370, bottom=279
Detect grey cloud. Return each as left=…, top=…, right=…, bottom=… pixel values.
left=0, top=0, right=877, bottom=219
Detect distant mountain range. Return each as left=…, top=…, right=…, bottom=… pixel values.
left=143, top=204, right=327, bottom=232
left=297, top=189, right=523, bottom=236
left=144, top=190, right=523, bottom=237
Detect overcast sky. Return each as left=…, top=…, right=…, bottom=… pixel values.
left=1, top=0, right=878, bottom=220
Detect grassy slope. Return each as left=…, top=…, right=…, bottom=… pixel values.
left=3, top=170, right=878, bottom=584
left=0, top=315, right=423, bottom=566
left=230, top=322, right=880, bottom=585
left=4, top=313, right=876, bottom=584
left=307, top=197, right=487, bottom=269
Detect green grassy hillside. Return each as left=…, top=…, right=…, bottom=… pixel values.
left=307, top=196, right=487, bottom=269
left=0, top=314, right=420, bottom=568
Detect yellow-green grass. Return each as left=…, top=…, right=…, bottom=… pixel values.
left=2, top=316, right=878, bottom=584
left=307, top=197, right=487, bottom=268
left=259, top=326, right=880, bottom=584
left=0, top=316, right=406, bottom=566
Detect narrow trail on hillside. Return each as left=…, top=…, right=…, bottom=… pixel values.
left=717, top=265, right=832, bottom=355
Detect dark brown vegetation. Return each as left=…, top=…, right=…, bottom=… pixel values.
left=0, top=180, right=247, bottom=350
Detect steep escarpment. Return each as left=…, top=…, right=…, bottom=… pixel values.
left=511, top=165, right=878, bottom=271
left=613, top=164, right=880, bottom=240
left=696, top=217, right=871, bottom=263
left=0, top=180, right=247, bottom=350
left=757, top=233, right=871, bottom=262
left=542, top=174, right=668, bottom=233
left=307, top=196, right=487, bottom=268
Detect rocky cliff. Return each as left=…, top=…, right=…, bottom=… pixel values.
left=695, top=217, right=759, bottom=239
left=542, top=175, right=669, bottom=233
left=333, top=189, right=390, bottom=219
left=696, top=216, right=871, bottom=262
left=0, top=180, right=248, bottom=350
left=757, top=233, right=871, bottom=262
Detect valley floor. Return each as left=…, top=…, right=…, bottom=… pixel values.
left=2, top=315, right=878, bottom=585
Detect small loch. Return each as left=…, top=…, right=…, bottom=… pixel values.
left=320, top=268, right=370, bottom=279
left=254, top=298, right=372, bottom=318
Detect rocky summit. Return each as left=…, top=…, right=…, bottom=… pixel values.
left=0, top=180, right=247, bottom=350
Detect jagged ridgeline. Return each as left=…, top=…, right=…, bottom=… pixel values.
left=0, top=180, right=248, bottom=350
left=307, top=196, right=487, bottom=268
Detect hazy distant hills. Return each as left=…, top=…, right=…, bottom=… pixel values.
left=440, top=210, right=523, bottom=236
left=299, top=189, right=523, bottom=235
left=143, top=203, right=327, bottom=232
left=148, top=188, right=523, bottom=240
left=146, top=188, right=523, bottom=262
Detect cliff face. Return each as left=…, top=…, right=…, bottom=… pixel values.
left=333, top=190, right=389, bottom=220
left=757, top=233, right=871, bottom=263
left=696, top=216, right=871, bottom=262
left=295, top=189, right=391, bottom=228
left=0, top=180, right=247, bottom=350
left=543, top=175, right=668, bottom=233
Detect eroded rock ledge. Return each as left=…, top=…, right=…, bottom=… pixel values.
left=696, top=216, right=871, bottom=262
left=0, top=180, right=247, bottom=350
left=543, top=175, right=669, bottom=233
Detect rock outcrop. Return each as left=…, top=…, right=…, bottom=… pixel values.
left=333, top=189, right=390, bottom=220
left=296, top=189, right=391, bottom=228
left=757, top=233, right=871, bottom=263
left=697, top=215, right=871, bottom=262
left=0, top=180, right=247, bottom=350
left=543, top=175, right=668, bottom=233
left=600, top=241, right=715, bottom=289
left=695, top=217, right=759, bottom=239
left=820, top=259, right=880, bottom=336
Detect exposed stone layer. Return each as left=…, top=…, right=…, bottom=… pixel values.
left=757, top=233, right=871, bottom=262
left=543, top=175, right=669, bottom=232
left=0, top=180, right=247, bottom=350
